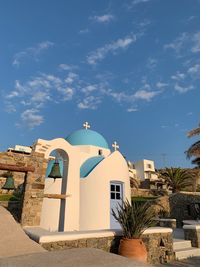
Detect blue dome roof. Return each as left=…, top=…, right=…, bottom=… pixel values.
left=80, top=156, right=104, bottom=178
left=65, top=129, right=109, bottom=149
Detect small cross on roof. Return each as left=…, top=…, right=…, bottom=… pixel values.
left=112, top=141, right=119, bottom=151
left=83, top=121, right=91, bottom=130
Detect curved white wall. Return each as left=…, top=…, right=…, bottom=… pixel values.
left=35, top=138, right=80, bottom=232
left=80, top=151, right=131, bottom=231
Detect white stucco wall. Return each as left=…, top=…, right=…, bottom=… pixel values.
left=76, top=145, right=110, bottom=165
left=79, top=151, right=131, bottom=231
left=34, top=138, right=80, bottom=232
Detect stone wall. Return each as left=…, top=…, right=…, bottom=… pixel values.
left=184, top=226, right=200, bottom=247
left=169, top=192, right=200, bottom=227
left=0, top=151, right=47, bottom=226
left=41, top=231, right=174, bottom=264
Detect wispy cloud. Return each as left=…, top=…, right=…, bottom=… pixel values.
left=127, top=0, right=151, bottom=9
left=133, top=89, right=159, bottom=101
left=171, top=72, right=186, bottom=81
left=77, top=96, right=101, bottom=109
left=91, top=14, right=114, bottom=23
left=79, top=28, right=90, bottom=34
left=164, top=31, right=200, bottom=57
left=127, top=107, right=138, bottom=112
left=20, top=109, right=44, bottom=129
left=156, top=82, right=168, bottom=89
left=174, top=83, right=194, bottom=93
left=58, top=64, right=77, bottom=71
left=146, top=57, right=157, bottom=69
left=87, top=34, right=136, bottom=65
left=187, top=64, right=200, bottom=77
left=13, top=41, right=54, bottom=67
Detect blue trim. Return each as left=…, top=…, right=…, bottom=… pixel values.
left=80, top=156, right=104, bottom=178
left=65, top=129, right=109, bottom=149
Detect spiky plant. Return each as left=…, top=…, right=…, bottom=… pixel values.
left=159, top=167, right=195, bottom=193
left=112, top=200, right=156, bottom=239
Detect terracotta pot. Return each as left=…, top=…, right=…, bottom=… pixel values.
left=119, top=238, right=147, bottom=262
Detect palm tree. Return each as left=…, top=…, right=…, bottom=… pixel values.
left=186, top=125, right=200, bottom=165
left=159, top=167, right=195, bottom=193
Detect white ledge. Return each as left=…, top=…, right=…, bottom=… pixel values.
left=158, top=219, right=176, bottom=222
left=143, top=227, right=172, bottom=234
left=24, top=226, right=172, bottom=244
left=183, top=225, right=200, bottom=230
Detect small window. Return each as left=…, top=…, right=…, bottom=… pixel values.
left=111, top=193, right=115, bottom=199
left=116, top=185, right=120, bottom=192
left=116, top=193, right=120, bottom=199
left=111, top=185, right=115, bottom=191
left=147, top=164, right=152, bottom=169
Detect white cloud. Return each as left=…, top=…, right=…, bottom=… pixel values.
left=164, top=32, right=188, bottom=54
left=87, top=34, right=136, bottom=65
left=65, top=72, right=78, bottom=84
left=174, top=83, right=194, bottom=93
left=191, top=32, right=200, bottom=53
left=187, top=64, right=200, bottom=77
left=13, top=41, right=54, bottom=67
left=79, top=28, right=90, bottom=34
left=133, top=89, right=159, bottom=101
left=92, top=14, right=114, bottom=23
left=156, top=82, right=168, bottom=89
left=81, top=84, right=97, bottom=95
left=171, top=72, right=186, bottom=81
left=58, top=64, right=77, bottom=71
left=127, top=108, right=138, bottom=112
left=78, top=96, right=101, bottom=109
left=57, top=87, right=74, bottom=101
left=130, top=0, right=150, bottom=6
left=20, top=109, right=44, bottom=129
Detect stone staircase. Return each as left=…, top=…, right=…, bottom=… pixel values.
left=173, top=229, right=200, bottom=260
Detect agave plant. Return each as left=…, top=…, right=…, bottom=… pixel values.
left=112, top=200, right=156, bottom=239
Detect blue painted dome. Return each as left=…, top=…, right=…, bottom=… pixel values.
left=80, top=156, right=104, bottom=178
left=65, top=129, right=109, bottom=149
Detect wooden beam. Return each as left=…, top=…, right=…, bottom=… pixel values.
left=43, top=194, right=71, bottom=199
left=0, top=163, right=35, bottom=172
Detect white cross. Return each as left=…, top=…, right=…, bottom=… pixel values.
left=83, top=121, right=90, bottom=130
left=112, top=141, right=119, bottom=151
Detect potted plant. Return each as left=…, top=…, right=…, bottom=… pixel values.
left=112, top=199, right=156, bottom=262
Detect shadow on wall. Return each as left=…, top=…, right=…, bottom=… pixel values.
left=169, top=192, right=200, bottom=228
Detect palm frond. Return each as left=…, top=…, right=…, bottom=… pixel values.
left=186, top=141, right=200, bottom=158
left=187, top=126, right=200, bottom=138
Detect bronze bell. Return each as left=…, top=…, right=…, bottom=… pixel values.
left=2, top=175, right=15, bottom=190
left=48, top=160, right=62, bottom=179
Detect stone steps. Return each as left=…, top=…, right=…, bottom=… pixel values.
left=173, top=238, right=200, bottom=260
left=175, top=247, right=200, bottom=260
left=173, top=239, right=192, bottom=250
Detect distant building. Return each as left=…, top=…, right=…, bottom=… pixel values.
left=7, top=145, right=32, bottom=154
left=127, top=159, right=167, bottom=190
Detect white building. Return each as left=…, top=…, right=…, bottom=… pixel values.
left=134, top=159, right=158, bottom=180
left=32, top=123, right=131, bottom=232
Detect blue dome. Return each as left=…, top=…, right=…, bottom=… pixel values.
left=65, top=129, right=109, bottom=149
left=80, top=156, right=104, bottom=178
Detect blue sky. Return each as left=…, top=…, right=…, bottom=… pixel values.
left=0, top=0, right=200, bottom=168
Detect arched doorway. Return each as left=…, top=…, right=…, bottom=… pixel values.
left=41, top=149, right=69, bottom=231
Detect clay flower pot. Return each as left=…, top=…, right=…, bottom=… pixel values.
left=119, top=238, right=147, bottom=262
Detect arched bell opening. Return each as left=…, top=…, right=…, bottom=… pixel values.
left=41, top=148, right=69, bottom=232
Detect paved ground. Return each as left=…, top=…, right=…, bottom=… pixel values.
left=0, top=248, right=150, bottom=267
left=156, top=257, right=200, bottom=267
left=0, top=207, right=45, bottom=259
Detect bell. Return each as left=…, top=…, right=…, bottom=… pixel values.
left=2, top=176, right=15, bottom=190
left=48, top=160, right=62, bottom=179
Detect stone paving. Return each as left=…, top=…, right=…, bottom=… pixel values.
left=156, top=257, right=200, bottom=267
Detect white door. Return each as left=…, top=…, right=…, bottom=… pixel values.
left=110, top=182, right=123, bottom=229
